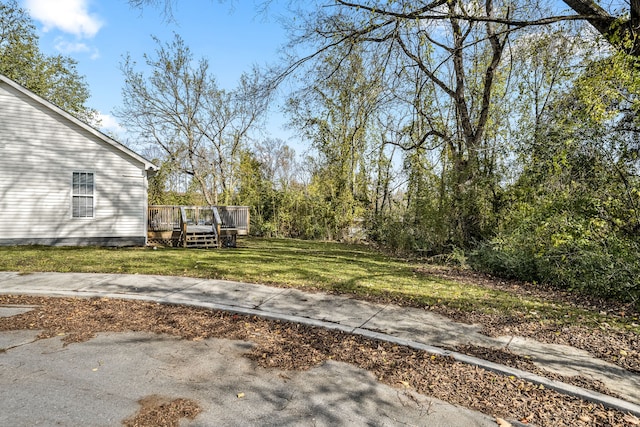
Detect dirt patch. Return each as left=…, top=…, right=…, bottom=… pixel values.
left=0, top=295, right=638, bottom=427
left=122, top=395, right=201, bottom=427
left=452, top=344, right=620, bottom=397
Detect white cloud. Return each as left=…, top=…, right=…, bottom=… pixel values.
left=25, top=0, right=103, bottom=38
left=55, top=38, right=88, bottom=53
left=97, top=113, right=124, bottom=136
left=54, top=37, right=100, bottom=59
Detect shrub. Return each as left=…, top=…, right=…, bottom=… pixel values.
left=471, top=212, right=640, bottom=305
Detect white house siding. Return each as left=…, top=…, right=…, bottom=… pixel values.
left=0, top=79, right=150, bottom=246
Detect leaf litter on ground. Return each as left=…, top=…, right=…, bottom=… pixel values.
left=0, top=294, right=637, bottom=427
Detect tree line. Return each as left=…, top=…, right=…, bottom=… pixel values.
left=135, top=1, right=639, bottom=304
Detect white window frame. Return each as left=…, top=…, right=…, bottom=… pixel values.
left=71, top=171, right=95, bottom=219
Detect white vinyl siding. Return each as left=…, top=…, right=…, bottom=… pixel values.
left=72, top=172, right=94, bottom=218
left=0, top=80, right=149, bottom=243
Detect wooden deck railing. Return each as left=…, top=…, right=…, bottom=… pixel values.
left=218, top=206, right=250, bottom=235
left=148, top=205, right=182, bottom=231
left=180, top=206, right=215, bottom=226
left=212, top=206, right=222, bottom=242
left=148, top=205, right=250, bottom=235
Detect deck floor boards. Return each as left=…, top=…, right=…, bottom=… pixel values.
left=186, top=225, right=214, bottom=233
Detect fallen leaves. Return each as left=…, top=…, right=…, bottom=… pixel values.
left=0, top=295, right=637, bottom=427
left=413, top=267, right=640, bottom=374
left=624, top=414, right=640, bottom=425
left=122, top=395, right=201, bottom=427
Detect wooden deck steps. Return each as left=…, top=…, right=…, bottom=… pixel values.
left=184, top=231, right=218, bottom=248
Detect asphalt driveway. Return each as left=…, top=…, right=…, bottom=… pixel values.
left=0, top=328, right=495, bottom=426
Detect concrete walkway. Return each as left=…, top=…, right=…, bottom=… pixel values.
left=1, top=271, right=639, bottom=419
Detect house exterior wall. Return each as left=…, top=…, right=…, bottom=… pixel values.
left=0, top=80, right=149, bottom=246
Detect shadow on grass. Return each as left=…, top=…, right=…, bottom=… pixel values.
left=0, top=239, right=633, bottom=330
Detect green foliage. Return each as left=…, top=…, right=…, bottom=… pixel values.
left=136, top=1, right=640, bottom=308
left=0, top=0, right=96, bottom=123
left=472, top=212, right=640, bottom=303
left=147, top=160, right=204, bottom=206
left=229, top=148, right=351, bottom=240
left=471, top=52, right=640, bottom=305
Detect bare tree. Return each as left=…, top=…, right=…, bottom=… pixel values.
left=254, top=138, right=298, bottom=190
left=116, top=34, right=267, bottom=205
left=329, top=1, right=640, bottom=55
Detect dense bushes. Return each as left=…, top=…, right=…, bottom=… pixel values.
left=470, top=218, right=640, bottom=304
left=467, top=54, right=640, bottom=305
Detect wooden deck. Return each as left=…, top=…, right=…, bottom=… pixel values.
left=147, top=205, right=250, bottom=248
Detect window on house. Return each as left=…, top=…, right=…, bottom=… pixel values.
left=72, top=172, right=94, bottom=218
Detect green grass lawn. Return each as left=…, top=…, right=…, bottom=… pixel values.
left=1, top=238, right=638, bottom=333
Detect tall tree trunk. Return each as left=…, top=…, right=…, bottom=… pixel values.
left=447, top=0, right=506, bottom=246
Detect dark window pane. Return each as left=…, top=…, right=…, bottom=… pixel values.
left=72, top=172, right=94, bottom=218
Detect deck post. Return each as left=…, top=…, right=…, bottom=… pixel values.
left=212, top=206, right=222, bottom=248
left=180, top=207, right=187, bottom=248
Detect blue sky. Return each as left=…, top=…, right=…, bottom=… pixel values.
left=20, top=0, right=294, bottom=144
